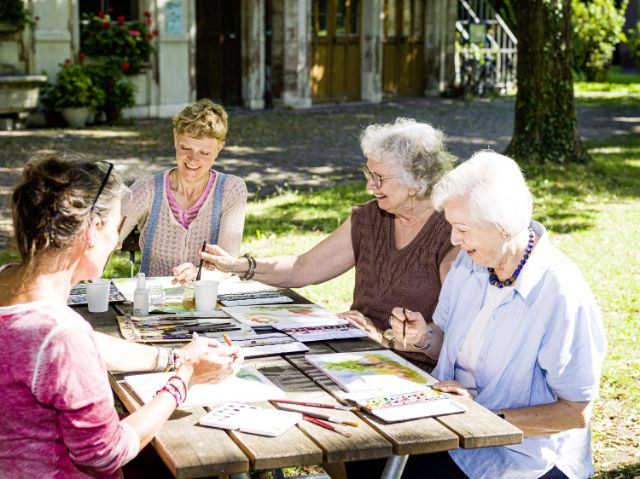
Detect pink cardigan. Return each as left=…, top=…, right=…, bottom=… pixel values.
left=0, top=300, right=138, bottom=478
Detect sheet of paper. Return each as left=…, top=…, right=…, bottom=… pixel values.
left=223, top=303, right=346, bottom=329
left=305, top=350, right=438, bottom=394
left=124, top=365, right=286, bottom=408
left=273, top=323, right=368, bottom=342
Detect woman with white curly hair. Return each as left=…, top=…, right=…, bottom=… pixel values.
left=200, top=118, right=459, bottom=367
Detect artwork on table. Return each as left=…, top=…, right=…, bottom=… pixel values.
left=274, top=323, right=368, bottom=342
left=67, top=281, right=126, bottom=305
left=124, top=365, right=285, bottom=408
left=223, top=303, right=346, bottom=329
left=305, top=350, right=438, bottom=394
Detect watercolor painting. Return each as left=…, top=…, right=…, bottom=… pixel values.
left=305, top=350, right=438, bottom=393
left=223, top=303, right=346, bottom=328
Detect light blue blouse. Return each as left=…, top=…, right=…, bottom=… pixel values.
left=432, top=222, right=606, bottom=479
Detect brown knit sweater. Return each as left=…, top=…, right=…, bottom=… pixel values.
left=350, top=200, right=452, bottom=364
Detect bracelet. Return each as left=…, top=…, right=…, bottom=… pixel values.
left=156, top=383, right=183, bottom=406
left=167, top=375, right=188, bottom=401
left=412, top=340, right=432, bottom=351
left=241, top=253, right=256, bottom=281
left=154, top=347, right=170, bottom=372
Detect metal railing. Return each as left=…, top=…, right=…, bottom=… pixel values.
left=455, top=0, right=517, bottom=95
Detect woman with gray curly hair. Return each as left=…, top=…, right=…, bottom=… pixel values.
left=200, top=118, right=459, bottom=365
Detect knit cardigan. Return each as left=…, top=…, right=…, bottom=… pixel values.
left=120, top=169, right=247, bottom=277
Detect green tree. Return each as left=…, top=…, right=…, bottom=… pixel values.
left=505, top=0, right=590, bottom=164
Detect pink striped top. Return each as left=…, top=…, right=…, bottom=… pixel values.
left=165, top=170, right=216, bottom=229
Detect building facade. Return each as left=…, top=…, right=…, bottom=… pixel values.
left=17, top=0, right=457, bottom=117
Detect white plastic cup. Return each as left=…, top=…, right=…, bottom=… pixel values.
left=86, top=279, right=110, bottom=313
left=194, top=280, right=219, bottom=312
left=148, top=280, right=164, bottom=306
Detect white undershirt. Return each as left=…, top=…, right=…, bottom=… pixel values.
left=455, top=285, right=512, bottom=397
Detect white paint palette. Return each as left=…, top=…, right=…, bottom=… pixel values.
left=199, top=403, right=302, bottom=437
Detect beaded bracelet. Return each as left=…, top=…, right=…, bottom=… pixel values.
left=167, top=375, right=188, bottom=401
left=156, top=382, right=183, bottom=406
left=241, top=253, right=256, bottom=281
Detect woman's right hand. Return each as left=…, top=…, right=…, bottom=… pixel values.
left=201, top=244, right=247, bottom=275
left=390, top=307, right=443, bottom=358
left=176, top=337, right=242, bottom=387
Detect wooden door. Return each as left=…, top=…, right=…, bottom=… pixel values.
left=382, top=0, right=424, bottom=96
left=196, top=0, right=242, bottom=105
left=311, top=0, right=361, bottom=103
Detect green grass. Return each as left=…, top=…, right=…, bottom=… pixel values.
left=574, top=65, right=640, bottom=104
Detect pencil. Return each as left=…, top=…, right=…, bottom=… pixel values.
left=276, top=405, right=359, bottom=427
left=196, top=241, right=206, bottom=281
left=303, top=415, right=352, bottom=438
left=270, top=399, right=357, bottom=411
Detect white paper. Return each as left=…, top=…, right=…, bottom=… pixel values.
left=124, top=365, right=285, bottom=408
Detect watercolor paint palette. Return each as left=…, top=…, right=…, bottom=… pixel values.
left=199, top=403, right=302, bottom=436
left=355, top=389, right=468, bottom=423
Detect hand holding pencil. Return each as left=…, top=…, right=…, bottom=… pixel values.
left=389, top=307, right=444, bottom=358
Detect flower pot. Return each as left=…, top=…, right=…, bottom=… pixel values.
left=61, top=107, right=89, bottom=128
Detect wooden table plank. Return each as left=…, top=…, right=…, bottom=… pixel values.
left=110, top=375, right=250, bottom=478
left=250, top=356, right=392, bottom=464
left=436, top=397, right=523, bottom=449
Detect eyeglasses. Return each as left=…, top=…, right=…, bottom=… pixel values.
left=91, top=161, right=114, bottom=213
left=361, top=164, right=396, bottom=189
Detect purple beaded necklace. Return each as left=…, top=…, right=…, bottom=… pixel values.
left=488, top=228, right=535, bottom=288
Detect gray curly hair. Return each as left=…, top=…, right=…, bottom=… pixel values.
left=359, top=118, right=455, bottom=198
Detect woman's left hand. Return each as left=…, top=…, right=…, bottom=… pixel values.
left=433, top=380, right=473, bottom=400
left=172, top=262, right=197, bottom=285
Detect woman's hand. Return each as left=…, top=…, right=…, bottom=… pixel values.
left=389, top=307, right=443, bottom=359
left=201, top=244, right=247, bottom=274
left=172, top=262, right=197, bottom=285
left=338, top=310, right=389, bottom=345
left=433, top=380, right=473, bottom=400
left=176, top=337, right=242, bottom=387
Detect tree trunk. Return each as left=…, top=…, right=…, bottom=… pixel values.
left=505, top=0, right=591, bottom=163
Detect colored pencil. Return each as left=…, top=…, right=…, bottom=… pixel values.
left=270, top=399, right=357, bottom=411
left=302, top=415, right=352, bottom=438
left=275, top=405, right=359, bottom=427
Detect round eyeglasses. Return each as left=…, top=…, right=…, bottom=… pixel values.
left=361, top=164, right=396, bottom=189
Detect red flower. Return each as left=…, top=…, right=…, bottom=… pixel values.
left=128, top=30, right=140, bottom=37
left=152, top=29, right=159, bottom=36
left=97, top=11, right=105, bottom=19
left=34, top=16, right=40, bottom=22
left=78, top=53, right=86, bottom=62
left=102, top=21, right=110, bottom=30
left=63, top=58, right=71, bottom=65
left=146, top=33, right=154, bottom=40
left=120, top=61, right=130, bottom=72
left=117, top=15, right=125, bottom=25
left=145, top=18, right=152, bottom=25
left=143, top=11, right=151, bottom=17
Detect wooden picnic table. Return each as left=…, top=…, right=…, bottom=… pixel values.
left=78, top=296, right=522, bottom=479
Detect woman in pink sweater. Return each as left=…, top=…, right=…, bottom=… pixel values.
left=0, top=156, right=240, bottom=478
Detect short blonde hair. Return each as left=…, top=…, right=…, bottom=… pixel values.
left=360, top=118, right=455, bottom=198
left=172, top=99, right=228, bottom=141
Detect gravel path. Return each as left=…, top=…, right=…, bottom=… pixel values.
left=0, top=96, right=638, bottom=249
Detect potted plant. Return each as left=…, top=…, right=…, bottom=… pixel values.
left=84, top=63, right=136, bottom=123
left=0, top=0, right=34, bottom=32
left=43, top=60, right=105, bottom=127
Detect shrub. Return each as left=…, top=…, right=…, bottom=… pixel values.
left=84, top=64, right=136, bottom=122
left=572, top=0, right=628, bottom=81
left=43, top=61, right=105, bottom=111
left=0, top=0, right=34, bottom=31
left=626, top=23, right=640, bottom=69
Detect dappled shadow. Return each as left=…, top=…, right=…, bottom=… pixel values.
left=1, top=97, right=639, bottom=249
left=594, top=461, right=640, bottom=479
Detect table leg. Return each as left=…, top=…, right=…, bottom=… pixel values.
left=381, top=454, right=409, bottom=479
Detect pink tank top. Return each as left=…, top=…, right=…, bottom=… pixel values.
left=165, top=170, right=216, bottom=229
